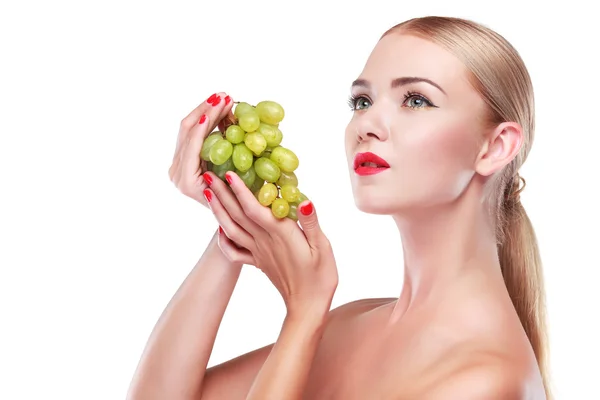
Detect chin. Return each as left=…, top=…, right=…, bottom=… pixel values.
left=352, top=190, right=405, bottom=215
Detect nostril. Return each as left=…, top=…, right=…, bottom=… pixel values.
left=357, top=131, right=381, bottom=142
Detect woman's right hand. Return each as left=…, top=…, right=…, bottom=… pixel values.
left=168, top=91, right=234, bottom=208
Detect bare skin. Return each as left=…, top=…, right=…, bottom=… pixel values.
left=128, top=31, right=547, bottom=399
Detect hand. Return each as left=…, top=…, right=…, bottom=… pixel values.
left=202, top=170, right=339, bottom=317
left=168, top=92, right=235, bottom=208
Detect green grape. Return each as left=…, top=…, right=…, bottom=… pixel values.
left=257, top=123, right=283, bottom=148
left=298, top=192, right=309, bottom=204
left=234, top=102, right=254, bottom=118
left=271, top=128, right=283, bottom=147
left=225, top=125, right=245, bottom=144
left=232, top=143, right=253, bottom=172
left=250, top=178, right=265, bottom=196
left=254, top=157, right=281, bottom=183
left=269, top=146, right=299, bottom=172
left=235, top=165, right=256, bottom=188
left=271, top=198, right=290, bottom=219
left=209, top=140, right=233, bottom=165
left=277, top=170, right=298, bottom=187
left=256, top=101, right=285, bottom=125
left=201, top=134, right=223, bottom=161
left=244, top=132, right=267, bottom=156
left=212, top=157, right=234, bottom=180
left=287, top=203, right=298, bottom=221
left=280, top=184, right=300, bottom=203
left=258, top=183, right=278, bottom=206
left=238, top=110, right=261, bottom=132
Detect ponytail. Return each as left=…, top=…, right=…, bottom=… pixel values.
left=498, top=174, right=551, bottom=399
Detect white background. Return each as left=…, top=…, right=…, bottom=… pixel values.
left=1, top=0, right=599, bottom=399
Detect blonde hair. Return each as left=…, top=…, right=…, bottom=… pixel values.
left=382, top=16, right=551, bottom=397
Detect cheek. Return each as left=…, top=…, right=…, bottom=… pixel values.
left=344, top=124, right=356, bottom=161
left=394, top=119, right=477, bottom=194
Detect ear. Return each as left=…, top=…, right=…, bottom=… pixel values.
left=474, top=122, right=523, bottom=177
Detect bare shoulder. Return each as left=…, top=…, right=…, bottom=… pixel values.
left=324, top=297, right=397, bottom=329
left=329, top=297, right=397, bottom=318
left=418, top=351, right=542, bottom=400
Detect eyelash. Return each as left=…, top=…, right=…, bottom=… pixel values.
left=347, top=91, right=436, bottom=111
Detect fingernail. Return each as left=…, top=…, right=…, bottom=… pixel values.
left=204, top=189, right=212, bottom=203
left=203, top=172, right=212, bottom=185
left=207, top=93, right=217, bottom=104
left=225, top=172, right=233, bottom=185
left=300, top=201, right=313, bottom=216
left=209, top=96, right=222, bottom=106
left=198, top=114, right=207, bottom=124
left=224, top=95, right=231, bottom=105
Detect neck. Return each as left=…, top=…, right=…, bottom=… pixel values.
left=389, top=189, right=504, bottom=322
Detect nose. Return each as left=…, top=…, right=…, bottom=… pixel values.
left=356, top=129, right=383, bottom=143
left=354, top=109, right=389, bottom=143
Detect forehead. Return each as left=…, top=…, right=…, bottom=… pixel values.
left=360, top=33, right=470, bottom=91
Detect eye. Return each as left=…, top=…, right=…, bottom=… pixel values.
left=402, top=92, right=435, bottom=109
left=348, top=95, right=372, bottom=111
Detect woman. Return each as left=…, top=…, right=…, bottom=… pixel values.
left=128, top=16, right=550, bottom=399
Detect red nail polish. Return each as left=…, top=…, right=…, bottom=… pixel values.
left=204, top=189, right=212, bottom=203
left=210, top=96, right=221, bottom=106
left=203, top=172, right=212, bottom=185
left=225, top=172, right=233, bottom=185
left=224, top=95, right=231, bottom=105
left=198, top=114, right=207, bottom=124
left=300, top=201, right=313, bottom=216
left=207, top=93, right=217, bottom=104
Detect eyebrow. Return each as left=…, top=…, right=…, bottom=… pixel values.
left=351, top=77, right=447, bottom=95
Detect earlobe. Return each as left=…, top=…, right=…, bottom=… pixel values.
left=474, top=122, right=523, bottom=177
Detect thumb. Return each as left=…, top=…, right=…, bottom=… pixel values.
left=297, top=200, right=324, bottom=248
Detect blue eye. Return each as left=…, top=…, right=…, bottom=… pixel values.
left=403, top=92, right=435, bottom=109
left=348, top=95, right=371, bottom=111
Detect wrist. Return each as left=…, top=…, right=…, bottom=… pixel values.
left=285, top=299, right=331, bottom=329
left=202, top=230, right=243, bottom=270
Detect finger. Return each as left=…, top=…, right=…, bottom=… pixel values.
left=217, top=226, right=255, bottom=266
left=181, top=94, right=234, bottom=180
left=170, top=126, right=207, bottom=202
left=178, top=92, right=232, bottom=166
left=223, top=171, right=280, bottom=229
left=170, top=92, right=233, bottom=183
left=181, top=113, right=211, bottom=181
left=204, top=188, right=255, bottom=251
left=205, top=171, right=264, bottom=236
left=296, top=200, right=327, bottom=249
left=180, top=92, right=232, bottom=134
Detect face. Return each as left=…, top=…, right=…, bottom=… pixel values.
left=345, top=33, right=489, bottom=215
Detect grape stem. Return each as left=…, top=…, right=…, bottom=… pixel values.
left=233, top=101, right=256, bottom=107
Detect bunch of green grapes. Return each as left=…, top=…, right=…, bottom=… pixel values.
left=201, top=100, right=308, bottom=221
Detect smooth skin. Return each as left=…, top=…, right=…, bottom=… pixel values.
left=127, top=33, right=546, bottom=399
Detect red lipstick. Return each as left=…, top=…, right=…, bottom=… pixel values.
left=353, top=152, right=390, bottom=176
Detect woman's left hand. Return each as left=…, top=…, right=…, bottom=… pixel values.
left=201, top=171, right=339, bottom=317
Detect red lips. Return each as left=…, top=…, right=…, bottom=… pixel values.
left=353, top=152, right=390, bottom=176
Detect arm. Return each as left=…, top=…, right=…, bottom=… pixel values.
left=245, top=306, right=330, bottom=399
left=127, top=232, right=269, bottom=400
left=199, top=170, right=339, bottom=399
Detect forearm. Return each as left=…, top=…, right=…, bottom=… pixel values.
left=245, top=305, right=330, bottom=400
left=127, top=232, right=243, bottom=400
